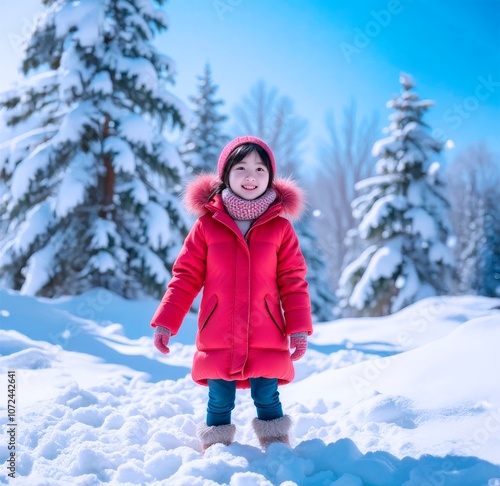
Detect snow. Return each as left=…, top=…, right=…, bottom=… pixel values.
left=91, top=219, right=121, bottom=251
left=399, top=73, right=415, bottom=89
left=121, top=178, right=149, bottom=205
left=430, top=240, right=455, bottom=265
left=157, top=137, right=187, bottom=176
left=103, top=136, right=136, bottom=174
left=349, top=240, right=403, bottom=310
left=139, top=247, right=172, bottom=285
left=12, top=202, right=53, bottom=253
left=392, top=260, right=419, bottom=311
left=0, top=125, right=58, bottom=175
left=145, top=201, right=173, bottom=250
left=118, top=114, right=154, bottom=152
left=372, top=136, right=402, bottom=158
left=120, top=57, right=159, bottom=93
left=10, top=141, right=51, bottom=202
left=158, top=89, right=191, bottom=128
left=354, top=175, right=395, bottom=192
left=357, top=194, right=407, bottom=238
left=54, top=0, right=104, bottom=47
left=405, top=207, right=437, bottom=240
left=89, top=251, right=118, bottom=273
left=19, top=239, right=58, bottom=296
left=59, top=68, right=83, bottom=99
left=8, top=71, right=58, bottom=96
left=1, top=289, right=499, bottom=484
left=89, top=71, right=113, bottom=96
left=55, top=152, right=95, bottom=218
left=54, top=102, right=99, bottom=144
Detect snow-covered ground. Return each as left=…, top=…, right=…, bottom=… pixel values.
left=1, top=288, right=499, bottom=485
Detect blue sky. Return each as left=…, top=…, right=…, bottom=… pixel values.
left=1, top=0, right=499, bottom=165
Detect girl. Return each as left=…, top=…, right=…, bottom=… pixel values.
left=150, top=135, right=313, bottom=451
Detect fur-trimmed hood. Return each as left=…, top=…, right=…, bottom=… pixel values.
left=183, top=173, right=305, bottom=220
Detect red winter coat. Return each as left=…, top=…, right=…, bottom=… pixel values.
left=150, top=175, right=313, bottom=388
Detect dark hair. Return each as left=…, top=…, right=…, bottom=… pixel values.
left=214, top=143, right=274, bottom=197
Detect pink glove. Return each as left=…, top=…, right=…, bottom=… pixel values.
left=290, top=332, right=308, bottom=361
left=154, top=326, right=171, bottom=354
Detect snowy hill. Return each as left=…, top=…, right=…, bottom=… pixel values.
left=1, top=288, right=500, bottom=485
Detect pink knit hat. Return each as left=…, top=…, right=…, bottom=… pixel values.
left=217, top=136, right=276, bottom=180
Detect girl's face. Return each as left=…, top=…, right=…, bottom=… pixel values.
left=228, top=150, right=270, bottom=200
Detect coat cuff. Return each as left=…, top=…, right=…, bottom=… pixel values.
left=284, top=307, right=313, bottom=336
left=150, top=303, right=186, bottom=336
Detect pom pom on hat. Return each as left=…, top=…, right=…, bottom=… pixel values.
left=217, top=136, right=276, bottom=180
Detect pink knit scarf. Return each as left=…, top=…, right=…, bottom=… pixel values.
left=221, top=188, right=277, bottom=221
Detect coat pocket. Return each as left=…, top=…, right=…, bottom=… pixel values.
left=264, top=294, right=286, bottom=336
left=198, top=294, right=218, bottom=332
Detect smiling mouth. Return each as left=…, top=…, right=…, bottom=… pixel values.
left=242, top=185, right=257, bottom=190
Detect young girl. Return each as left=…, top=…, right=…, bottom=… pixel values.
left=150, top=135, right=313, bottom=451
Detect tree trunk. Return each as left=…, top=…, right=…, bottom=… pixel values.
left=99, top=115, right=115, bottom=219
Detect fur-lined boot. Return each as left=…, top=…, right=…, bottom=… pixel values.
left=252, top=415, right=292, bottom=449
left=196, top=423, right=236, bottom=451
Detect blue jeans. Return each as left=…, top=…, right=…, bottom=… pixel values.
left=206, top=378, right=283, bottom=426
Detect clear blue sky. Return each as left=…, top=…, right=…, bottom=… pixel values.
left=1, top=0, right=499, bottom=165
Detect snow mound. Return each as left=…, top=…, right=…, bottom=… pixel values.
left=0, top=290, right=499, bottom=484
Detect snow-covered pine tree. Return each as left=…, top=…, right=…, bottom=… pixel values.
left=480, top=200, right=500, bottom=297
left=477, top=177, right=500, bottom=298
left=446, top=143, right=500, bottom=298
left=338, top=73, right=455, bottom=316
left=180, top=63, right=228, bottom=174
left=478, top=195, right=500, bottom=297
left=295, top=217, right=338, bottom=321
left=0, top=0, right=189, bottom=298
